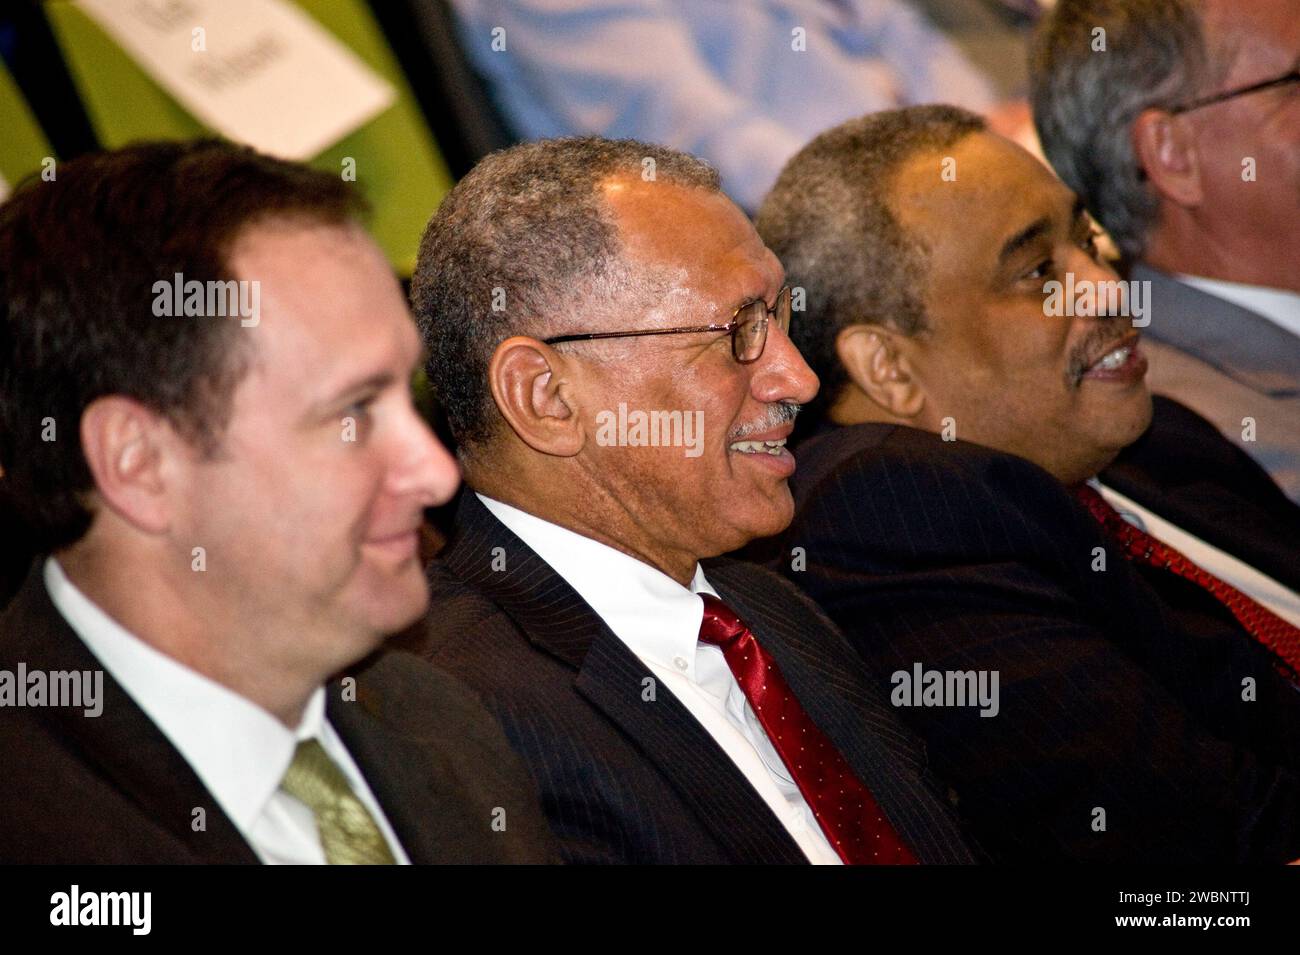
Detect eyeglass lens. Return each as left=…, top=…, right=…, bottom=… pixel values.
left=733, top=287, right=793, bottom=361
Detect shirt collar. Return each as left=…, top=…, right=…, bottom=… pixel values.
left=1174, top=273, right=1300, bottom=341
left=43, top=557, right=325, bottom=834
left=476, top=493, right=717, bottom=676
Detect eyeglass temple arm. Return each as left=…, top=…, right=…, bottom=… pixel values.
left=1172, top=69, right=1300, bottom=113
left=543, top=323, right=736, bottom=345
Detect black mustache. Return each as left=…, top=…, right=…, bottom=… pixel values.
left=1066, top=318, right=1136, bottom=384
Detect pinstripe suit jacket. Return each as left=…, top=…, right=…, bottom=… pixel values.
left=773, top=412, right=1300, bottom=863
left=396, top=490, right=977, bottom=864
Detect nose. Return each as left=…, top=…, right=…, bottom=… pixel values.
left=1069, top=248, right=1128, bottom=323
left=387, top=403, right=460, bottom=508
left=749, top=320, right=819, bottom=407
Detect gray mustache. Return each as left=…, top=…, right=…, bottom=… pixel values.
left=730, top=401, right=801, bottom=440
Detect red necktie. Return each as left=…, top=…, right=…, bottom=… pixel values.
left=1075, top=484, right=1300, bottom=679
left=697, top=593, right=919, bottom=865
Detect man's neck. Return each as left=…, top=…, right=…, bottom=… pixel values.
left=55, top=541, right=321, bottom=727
left=470, top=467, right=700, bottom=587
left=1143, top=222, right=1300, bottom=294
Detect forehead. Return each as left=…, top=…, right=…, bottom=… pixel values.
left=599, top=176, right=782, bottom=303
left=1206, top=0, right=1300, bottom=78
left=891, top=133, right=1073, bottom=278
left=226, top=221, right=416, bottom=401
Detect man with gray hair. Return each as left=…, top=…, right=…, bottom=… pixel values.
left=1031, top=0, right=1300, bottom=501
left=401, top=136, right=976, bottom=864
left=756, top=104, right=1300, bottom=862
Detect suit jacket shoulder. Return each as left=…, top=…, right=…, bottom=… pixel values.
left=779, top=422, right=1300, bottom=862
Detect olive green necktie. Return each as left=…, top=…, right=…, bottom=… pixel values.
left=279, top=738, right=396, bottom=865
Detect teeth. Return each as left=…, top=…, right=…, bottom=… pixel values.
left=729, top=438, right=788, bottom=455
left=1093, top=345, right=1131, bottom=371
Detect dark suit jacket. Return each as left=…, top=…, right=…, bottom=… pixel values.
left=0, top=563, right=558, bottom=864
left=1105, top=396, right=1300, bottom=594
left=395, top=491, right=976, bottom=864
left=773, top=401, right=1300, bottom=863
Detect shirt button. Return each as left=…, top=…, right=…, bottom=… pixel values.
left=673, top=656, right=689, bottom=671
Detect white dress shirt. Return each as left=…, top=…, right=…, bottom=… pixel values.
left=1176, top=273, right=1300, bottom=341
left=43, top=557, right=409, bottom=865
left=1091, top=482, right=1300, bottom=628
left=477, top=494, right=842, bottom=864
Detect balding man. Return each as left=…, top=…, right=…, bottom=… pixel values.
left=401, top=137, right=975, bottom=864
left=756, top=105, right=1300, bottom=863
left=1032, top=0, right=1300, bottom=500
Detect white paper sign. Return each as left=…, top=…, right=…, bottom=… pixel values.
left=74, top=0, right=396, bottom=159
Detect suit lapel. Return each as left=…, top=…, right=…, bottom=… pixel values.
left=440, top=492, right=808, bottom=863
left=573, top=632, right=808, bottom=864
left=707, top=560, right=975, bottom=864
left=325, top=670, right=482, bottom=864
left=1135, top=264, right=1300, bottom=398
left=1, top=565, right=258, bottom=863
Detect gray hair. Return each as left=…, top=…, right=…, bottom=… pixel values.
left=410, top=137, right=719, bottom=451
left=756, top=105, right=987, bottom=425
left=1030, top=0, right=1218, bottom=259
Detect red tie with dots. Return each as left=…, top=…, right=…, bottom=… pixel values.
left=1075, top=484, right=1300, bottom=679
left=697, top=593, right=918, bottom=864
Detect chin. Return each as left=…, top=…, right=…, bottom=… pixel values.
left=359, top=571, right=431, bottom=637
left=734, top=496, right=796, bottom=551
left=1107, top=392, right=1154, bottom=450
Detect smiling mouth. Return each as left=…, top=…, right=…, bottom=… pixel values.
left=1071, top=331, right=1144, bottom=385
left=728, top=438, right=789, bottom=455
left=362, top=527, right=421, bottom=562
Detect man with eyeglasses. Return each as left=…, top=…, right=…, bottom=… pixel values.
left=398, top=136, right=976, bottom=864
left=1032, top=0, right=1300, bottom=502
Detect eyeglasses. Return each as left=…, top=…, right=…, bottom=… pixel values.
left=543, top=286, right=793, bottom=363
left=1169, top=66, right=1300, bottom=114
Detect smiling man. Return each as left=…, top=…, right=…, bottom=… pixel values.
left=755, top=105, right=1300, bottom=863
left=0, top=140, right=556, bottom=863
left=402, top=137, right=975, bottom=864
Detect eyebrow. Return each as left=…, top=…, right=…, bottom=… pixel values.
left=311, top=344, right=426, bottom=416
left=316, top=371, right=397, bottom=413
left=997, top=196, right=1088, bottom=267
left=731, top=280, right=783, bottom=314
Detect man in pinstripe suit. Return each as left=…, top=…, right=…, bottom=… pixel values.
left=400, top=136, right=977, bottom=864
left=754, top=106, right=1300, bottom=862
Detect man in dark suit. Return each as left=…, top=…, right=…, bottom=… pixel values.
left=754, top=105, right=1300, bottom=862
left=0, top=141, right=556, bottom=864
left=402, top=136, right=976, bottom=864
left=1032, top=0, right=1300, bottom=501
